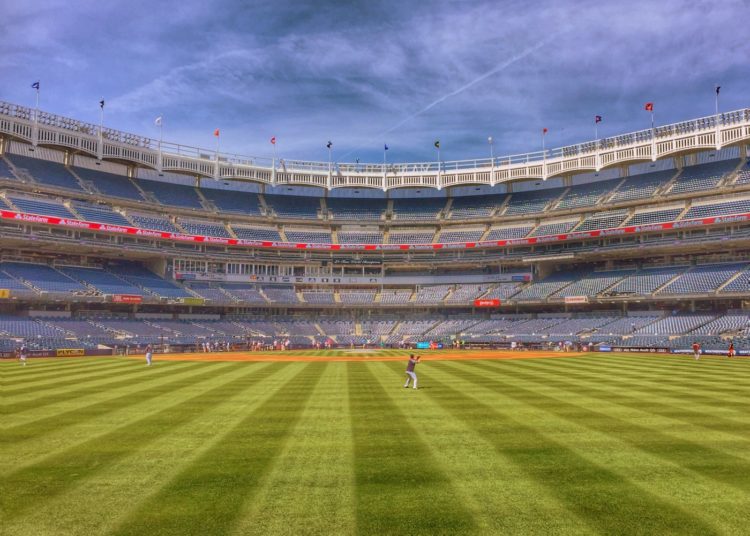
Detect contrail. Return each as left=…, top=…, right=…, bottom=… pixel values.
left=339, top=35, right=559, bottom=160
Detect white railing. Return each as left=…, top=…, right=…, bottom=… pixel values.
left=1, top=100, right=749, bottom=191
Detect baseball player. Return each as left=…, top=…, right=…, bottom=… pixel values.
left=403, top=354, right=421, bottom=389
left=145, top=344, right=153, bottom=366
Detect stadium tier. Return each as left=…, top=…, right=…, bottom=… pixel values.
left=0, top=103, right=748, bottom=355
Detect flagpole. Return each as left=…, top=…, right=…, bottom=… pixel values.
left=715, top=85, right=720, bottom=118
left=98, top=99, right=104, bottom=161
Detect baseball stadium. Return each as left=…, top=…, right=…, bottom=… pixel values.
left=3, top=1, right=750, bottom=534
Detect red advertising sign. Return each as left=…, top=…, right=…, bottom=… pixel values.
left=112, top=294, right=143, bottom=304
left=474, top=298, right=501, bottom=307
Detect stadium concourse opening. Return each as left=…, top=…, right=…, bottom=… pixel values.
left=0, top=102, right=748, bottom=359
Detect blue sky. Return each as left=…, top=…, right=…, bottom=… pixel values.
left=1, top=0, right=748, bottom=164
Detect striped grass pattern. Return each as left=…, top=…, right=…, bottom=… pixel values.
left=2, top=353, right=750, bottom=535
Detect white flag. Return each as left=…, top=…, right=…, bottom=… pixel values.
left=154, top=116, right=163, bottom=127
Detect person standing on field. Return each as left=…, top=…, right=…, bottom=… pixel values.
left=727, top=341, right=735, bottom=359
left=404, top=354, right=421, bottom=389
left=18, top=343, right=28, bottom=366
left=145, top=344, right=153, bottom=366
left=692, top=341, right=701, bottom=360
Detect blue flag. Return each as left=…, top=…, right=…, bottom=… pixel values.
left=31, top=81, right=40, bottom=90
left=384, top=144, right=389, bottom=151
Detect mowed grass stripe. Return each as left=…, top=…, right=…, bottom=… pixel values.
left=578, top=353, right=750, bottom=385
left=0, top=357, right=129, bottom=381
left=454, top=360, right=750, bottom=495
left=229, top=362, right=357, bottom=536
left=2, top=361, right=299, bottom=536
left=348, top=362, right=477, bottom=535
left=497, top=356, right=750, bottom=417
left=375, top=361, right=597, bottom=535
left=1, top=361, right=210, bottom=447
left=110, top=362, right=326, bottom=536
left=3, top=360, right=202, bottom=415
left=0, top=361, right=287, bottom=519
left=503, top=357, right=750, bottom=425
left=1, top=359, right=135, bottom=396
left=416, top=363, right=719, bottom=535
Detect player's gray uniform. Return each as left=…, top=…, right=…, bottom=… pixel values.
left=404, top=357, right=419, bottom=389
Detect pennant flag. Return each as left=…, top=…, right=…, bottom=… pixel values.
left=270, top=136, right=276, bottom=145
left=154, top=116, right=163, bottom=127
left=644, top=102, right=654, bottom=112
left=434, top=140, right=440, bottom=149
left=99, top=99, right=105, bottom=109
left=595, top=115, right=602, bottom=123
left=543, top=128, right=548, bottom=134
left=31, top=81, right=40, bottom=90
left=384, top=144, right=389, bottom=151
left=213, top=128, right=220, bottom=137
left=326, top=141, right=332, bottom=149
left=715, top=85, right=721, bottom=95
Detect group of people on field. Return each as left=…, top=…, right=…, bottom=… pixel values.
left=691, top=341, right=737, bottom=360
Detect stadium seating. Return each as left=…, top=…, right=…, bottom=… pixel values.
left=127, top=213, right=180, bottom=233
left=107, top=264, right=192, bottom=298
left=681, top=197, right=750, bottom=219
left=609, top=170, right=674, bottom=202
left=72, top=202, right=131, bottom=226
left=668, top=160, right=738, bottom=194
left=437, top=228, right=485, bottom=243
left=200, top=188, right=263, bottom=215
left=606, top=266, right=686, bottom=295
left=5, top=153, right=84, bottom=191
left=530, top=220, right=578, bottom=237
left=338, top=230, right=383, bottom=244
left=388, top=229, right=435, bottom=244
left=555, top=180, right=616, bottom=210
left=265, top=194, right=320, bottom=219
left=413, top=285, right=451, bottom=304
left=392, top=198, right=446, bottom=220
left=511, top=270, right=585, bottom=301
left=574, top=210, right=629, bottom=231
left=284, top=228, right=333, bottom=243
left=625, top=207, right=683, bottom=226
left=5, top=195, right=75, bottom=219
left=327, top=198, right=386, bottom=220
left=503, top=188, right=562, bottom=216
left=231, top=225, right=281, bottom=241
left=0, top=262, right=87, bottom=294
left=137, top=179, right=203, bottom=209
left=449, top=195, right=503, bottom=219
left=658, top=263, right=748, bottom=294
left=379, top=289, right=413, bottom=304
left=73, top=167, right=144, bottom=200
left=302, top=290, right=335, bottom=304
left=178, top=219, right=231, bottom=238
left=0, top=158, right=18, bottom=181
left=339, top=290, right=377, bottom=304
left=551, top=269, right=633, bottom=298
left=485, top=225, right=533, bottom=240
left=262, top=286, right=300, bottom=303
left=59, top=266, right=143, bottom=295
left=635, top=314, right=715, bottom=335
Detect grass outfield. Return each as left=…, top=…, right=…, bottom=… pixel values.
left=2, top=353, right=750, bottom=535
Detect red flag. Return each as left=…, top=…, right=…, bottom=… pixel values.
left=542, top=128, right=548, bottom=134
left=270, top=136, right=276, bottom=145
left=644, top=102, right=653, bottom=112
left=213, top=128, right=220, bottom=137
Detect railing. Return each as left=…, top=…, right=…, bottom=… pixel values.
left=1, top=100, right=749, bottom=189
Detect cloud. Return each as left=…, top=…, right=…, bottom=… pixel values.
left=1, top=0, right=748, bottom=164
